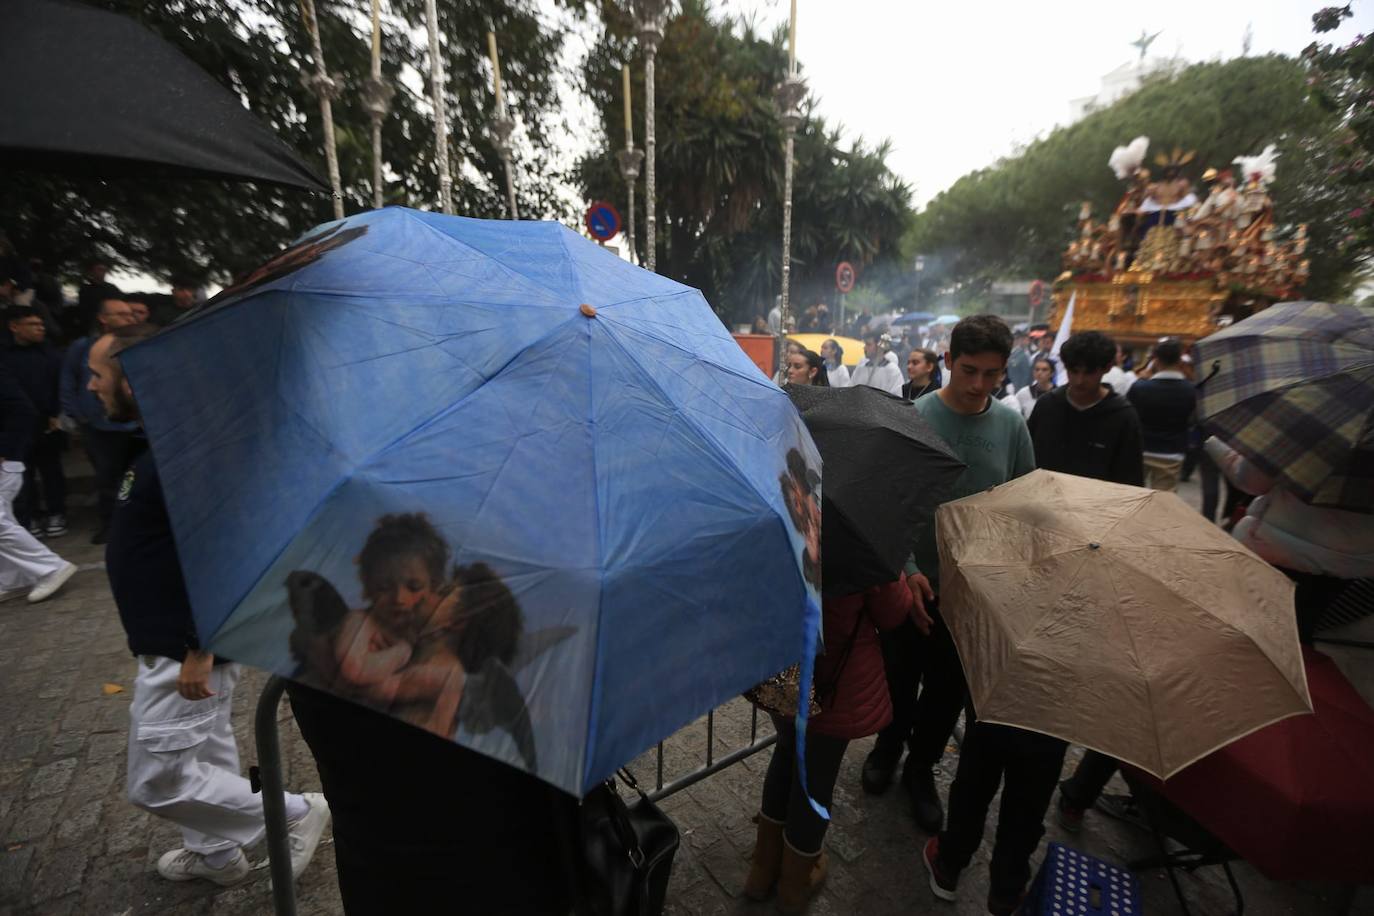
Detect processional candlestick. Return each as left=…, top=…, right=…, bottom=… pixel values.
left=299, top=0, right=344, bottom=219
left=617, top=64, right=644, bottom=263
left=363, top=0, right=395, bottom=210
left=488, top=31, right=520, bottom=219
left=775, top=0, right=805, bottom=377
left=422, top=0, right=454, bottom=214
left=632, top=1, right=670, bottom=272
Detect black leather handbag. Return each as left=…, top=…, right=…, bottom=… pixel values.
left=576, top=767, right=680, bottom=916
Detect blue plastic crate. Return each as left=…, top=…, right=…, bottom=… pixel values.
left=1021, top=842, right=1142, bottom=916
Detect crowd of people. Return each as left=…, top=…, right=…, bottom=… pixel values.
left=756, top=313, right=1372, bottom=915
left=4, top=227, right=1369, bottom=916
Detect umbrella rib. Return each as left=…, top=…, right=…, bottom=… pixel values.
left=1105, top=547, right=1313, bottom=708
left=1099, top=554, right=1167, bottom=774
left=399, top=209, right=577, bottom=304
left=596, top=319, right=796, bottom=530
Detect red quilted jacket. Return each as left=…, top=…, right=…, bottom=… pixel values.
left=807, top=578, right=913, bottom=739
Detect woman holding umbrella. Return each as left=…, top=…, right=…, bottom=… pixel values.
left=742, top=571, right=912, bottom=912
left=743, top=382, right=966, bottom=913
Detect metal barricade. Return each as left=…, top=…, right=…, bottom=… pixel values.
left=252, top=676, right=298, bottom=916
left=646, top=703, right=777, bottom=802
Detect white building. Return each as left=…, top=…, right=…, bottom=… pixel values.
left=1068, top=57, right=1176, bottom=123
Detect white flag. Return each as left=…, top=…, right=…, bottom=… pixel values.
left=1050, top=293, right=1074, bottom=387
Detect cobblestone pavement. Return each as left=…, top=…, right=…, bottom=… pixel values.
left=2, top=472, right=1370, bottom=915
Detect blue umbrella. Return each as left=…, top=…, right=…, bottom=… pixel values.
left=892, top=311, right=936, bottom=325
left=121, top=207, right=822, bottom=795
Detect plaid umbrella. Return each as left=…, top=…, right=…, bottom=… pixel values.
left=1195, top=301, right=1374, bottom=512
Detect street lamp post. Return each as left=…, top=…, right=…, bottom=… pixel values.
left=632, top=1, right=670, bottom=272
left=363, top=0, right=394, bottom=210
left=298, top=0, right=343, bottom=219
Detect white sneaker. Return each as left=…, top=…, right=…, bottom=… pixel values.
left=157, top=847, right=251, bottom=886
left=287, top=791, right=331, bottom=878
left=0, top=586, right=30, bottom=603
left=27, top=561, right=77, bottom=603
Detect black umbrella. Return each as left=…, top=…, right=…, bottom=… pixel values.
left=786, top=384, right=965, bottom=595
left=0, top=0, right=328, bottom=192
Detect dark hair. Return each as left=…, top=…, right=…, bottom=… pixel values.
left=1059, top=331, right=1117, bottom=372
left=358, top=513, right=450, bottom=595
left=822, top=338, right=844, bottom=365
left=1153, top=338, right=1183, bottom=367
left=1032, top=355, right=1057, bottom=373
left=949, top=315, right=1012, bottom=362
left=5, top=305, right=39, bottom=323
left=794, top=348, right=830, bottom=386
left=450, top=561, right=523, bottom=668
left=918, top=348, right=938, bottom=367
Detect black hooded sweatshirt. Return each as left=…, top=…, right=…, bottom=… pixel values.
left=1026, top=385, right=1145, bottom=486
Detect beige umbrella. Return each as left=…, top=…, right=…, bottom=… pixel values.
left=937, top=469, right=1312, bottom=779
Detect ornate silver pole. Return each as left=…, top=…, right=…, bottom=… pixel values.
left=363, top=0, right=394, bottom=210
left=633, top=2, right=669, bottom=272
left=423, top=0, right=454, bottom=214
left=775, top=73, right=805, bottom=375
left=617, top=63, right=643, bottom=263
left=493, top=117, right=519, bottom=219
left=299, top=0, right=343, bottom=219
left=487, top=31, right=519, bottom=219
left=617, top=147, right=643, bottom=264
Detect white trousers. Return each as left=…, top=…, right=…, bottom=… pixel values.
left=126, top=657, right=303, bottom=854
left=0, top=462, right=64, bottom=591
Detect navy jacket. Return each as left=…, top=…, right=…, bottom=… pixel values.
left=106, top=451, right=203, bottom=661
left=0, top=363, right=37, bottom=461
left=3, top=341, right=62, bottom=419
left=1127, top=373, right=1196, bottom=456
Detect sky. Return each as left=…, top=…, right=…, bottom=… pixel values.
left=110, top=0, right=1368, bottom=291
left=712, top=0, right=1369, bottom=205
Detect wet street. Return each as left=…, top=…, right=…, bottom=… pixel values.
left=2, top=466, right=1370, bottom=916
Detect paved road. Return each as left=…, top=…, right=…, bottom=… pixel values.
left=2, top=470, right=1368, bottom=915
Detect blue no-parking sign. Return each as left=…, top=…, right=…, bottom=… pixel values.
left=585, top=201, right=622, bottom=241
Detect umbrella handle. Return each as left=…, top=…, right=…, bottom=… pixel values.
left=1196, top=360, right=1221, bottom=389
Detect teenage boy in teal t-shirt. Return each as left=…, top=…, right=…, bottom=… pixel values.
left=912, top=319, right=1075, bottom=913
left=862, top=315, right=1033, bottom=837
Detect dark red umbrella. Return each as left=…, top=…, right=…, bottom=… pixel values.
left=1130, top=648, right=1374, bottom=883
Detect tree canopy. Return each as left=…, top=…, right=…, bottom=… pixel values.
left=575, top=0, right=912, bottom=325
left=1, top=0, right=579, bottom=285
left=907, top=54, right=1367, bottom=303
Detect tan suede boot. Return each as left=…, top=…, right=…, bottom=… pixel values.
left=743, top=813, right=785, bottom=900
left=775, top=836, right=828, bottom=914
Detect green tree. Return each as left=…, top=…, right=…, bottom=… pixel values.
left=907, top=55, right=1364, bottom=301
left=1, top=0, right=579, bottom=285
left=1305, top=4, right=1374, bottom=265
left=576, top=0, right=912, bottom=325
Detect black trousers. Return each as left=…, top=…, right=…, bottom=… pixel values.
left=873, top=602, right=966, bottom=771
left=1058, top=749, right=1119, bottom=810
left=285, top=681, right=576, bottom=916
left=16, top=431, right=65, bottom=526
left=81, top=427, right=142, bottom=529
left=939, top=721, right=1067, bottom=897
left=761, top=716, right=850, bottom=853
